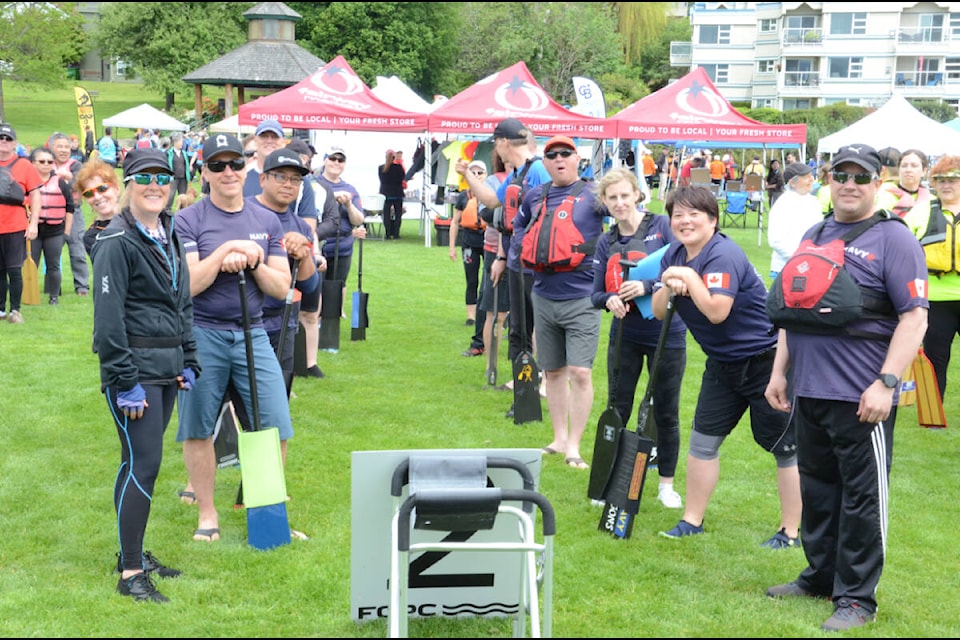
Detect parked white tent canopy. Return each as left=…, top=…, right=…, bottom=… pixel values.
left=817, top=95, right=960, bottom=158
left=102, top=103, right=190, bottom=132
left=371, top=75, right=434, bottom=113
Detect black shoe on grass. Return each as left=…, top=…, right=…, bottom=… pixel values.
left=116, top=551, right=181, bottom=578
left=117, top=572, right=168, bottom=603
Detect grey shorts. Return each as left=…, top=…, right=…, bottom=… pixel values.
left=530, top=292, right=601, bottom=371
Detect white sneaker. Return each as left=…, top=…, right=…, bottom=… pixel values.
left=658, top=485, right=683, bottom=509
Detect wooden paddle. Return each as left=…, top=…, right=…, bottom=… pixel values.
left=22, top=239, right=40, bottom=305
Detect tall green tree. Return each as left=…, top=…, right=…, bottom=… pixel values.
left=0, top=2, right=86, bottom=122
left=95, top=2, right=253, bottom=111
left=301, top=2, right=461, bottom=99
left=613, top=2, right=672, bottom=67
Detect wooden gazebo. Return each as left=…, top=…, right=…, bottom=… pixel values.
left=181, top=2, right=325, bottom=121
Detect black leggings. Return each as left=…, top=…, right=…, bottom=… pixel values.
left=924, top=299, right=960, bottom=400
left=383, top=198, right=403, bottom=238
left=0, top=267, right=23, bottom=313
left=110, top=383, right=177, bottom=572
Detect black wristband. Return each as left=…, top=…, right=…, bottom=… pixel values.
left=250, top=258, right=260, bottom=272
left=496, top=256, right=507, bottom=261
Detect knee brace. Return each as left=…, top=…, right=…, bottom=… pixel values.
left=688, top=430, right=725, bottom=461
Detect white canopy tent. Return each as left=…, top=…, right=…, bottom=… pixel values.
left=102, top=103, right=189, bottom=132
left=817, top=95, right=960, bottom=158
left=371, top=76, right=435, bottom=113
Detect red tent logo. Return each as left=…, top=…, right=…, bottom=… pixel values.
left=309, top=63, right=365, bottom=97
left=493, top=74, right=550, bottom=114
left=676, top=80, right=730, bottom=119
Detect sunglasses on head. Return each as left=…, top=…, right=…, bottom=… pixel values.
left=544, top=149, right=575, bottom=160
left=127, top=173, right=173, bottom=187
left=82, top=184, right=112, bottom=199
left=830, top=171, right=875, bottom=185
left=206, top=158, right=246, bottom=173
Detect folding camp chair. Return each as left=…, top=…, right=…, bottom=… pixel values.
left=722, top=191, right=749, bottom=229
left=388, top=455, right=556, bottom=638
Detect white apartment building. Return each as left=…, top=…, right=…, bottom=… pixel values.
left=671, top=2, right=960, bottom=113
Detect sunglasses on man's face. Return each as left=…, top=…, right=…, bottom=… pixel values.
left=544, top=149, right=575, bottom=160
left=0, top=135, right=14, bottom=142
left=127, top=173, right=173, bottom=187
left=34, top=159, right=54, bottom=165
left=327, top=155, right=346, bottom=163
left=82, top=184, right=112, bottom=199
left=206, top=158, right=246, bottom=173
left=830, top=171, right=875, bottom=185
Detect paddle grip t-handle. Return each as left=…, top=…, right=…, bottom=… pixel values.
left=238, top=269, right=262, bottom=433
left=634, top=291, right=677, bottom=436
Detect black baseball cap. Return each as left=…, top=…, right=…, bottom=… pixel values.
left=202, top=133, right=244, bottom=162
left=832, top=144, right=882, bottom=175
left=0, top=123, right=16, bottom=140
left=262, top=147, right=308, bottom=176
left=490, top=118, right=529, bottom=142
left=783, top=162, right=812, bottom=183
left=122, top=149, right=173, bottom=178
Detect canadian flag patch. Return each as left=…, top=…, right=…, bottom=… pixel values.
left=907, top=278, right=927, bottom=299
left=704, top=272, right=730, bottom=289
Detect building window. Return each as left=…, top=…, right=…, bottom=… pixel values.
left=699, top=24, right=731, bottom=45
left=759, top=18, right=777, bottom=33
left=758, top=59, right=776, bottom=74
left=830, top=12, right=866, bottom=35
left=946, top=57, right=960, bottom=80
left=783, top=98, right=812, bottom=110
left=950, top=14, right=960, bottom=39
left=699, top=64, right=729, bottom=84
left=919, top=13, right=944, bottom=42
left=828, top=57, right=862, bottom=79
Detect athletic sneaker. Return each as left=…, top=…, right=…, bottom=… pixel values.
left=8, top=310, right=23, bottom=324
left=305, top=365, right=325, bottom=379
left=659, top=519, right=703, bottom=539
left=116, top=572, right=168, bottom=603
left=761, top=527, right=801, bottom=549
left=657, top=485, right=683, bottom=509
left=115, top=551, right=182, bottom=578
left=821, top=598, right=875, bottom=632
left=0, top=309, right=5, bottom=319
left=765, top=581, right=827, bottom=599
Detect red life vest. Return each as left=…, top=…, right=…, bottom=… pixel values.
left=604, top=213, right=654, bottom=294
left=39, top=175, right=67, bottom=224
left=520, top=181, right=596, bottom=273
left=496, top=160, right=533, bottom=234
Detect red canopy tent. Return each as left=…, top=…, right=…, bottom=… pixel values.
left=610, top=67, right=806, bottom=146
left=427, top=61, right=614, bottom=139
left=238, top=55, right=428, bottom=132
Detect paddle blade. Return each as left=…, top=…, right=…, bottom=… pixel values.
left=588, top=408, right=623, bottom=501
left=512, top=351, right=542, bottom=424
left=597, top=430, right=654, bottom=540
left=915, top=348, right=946, bottom=428
left=351, top=291, right=368, bottom=341
left=247, top=502, right=291, bottom=550
left=22, top=251, right=40, bottom=306
left=238, top=428, right=287, bottom=508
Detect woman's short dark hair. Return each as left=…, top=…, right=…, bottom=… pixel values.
left=665, top=185, right=719, bottom=219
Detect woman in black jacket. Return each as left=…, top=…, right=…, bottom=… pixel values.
left=766, top=158, right=785, bottom=208
left=378, top=149, right=407, bottom=239
left=91, top=149, right=200, bottom=603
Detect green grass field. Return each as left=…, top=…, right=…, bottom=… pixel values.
left=0, top=83, right=958, bottom=637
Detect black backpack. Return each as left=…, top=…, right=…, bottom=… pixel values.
left=0, top=157, right=25, bottom=207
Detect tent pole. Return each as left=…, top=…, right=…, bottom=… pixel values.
left=423, top=135, right=432, bottom=248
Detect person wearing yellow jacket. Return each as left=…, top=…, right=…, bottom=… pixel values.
left=903, top=155, right=960, bottom=401
left=877, top=148, right=931, bottom=219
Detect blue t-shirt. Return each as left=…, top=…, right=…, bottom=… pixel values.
left=316, top=174, right=362, bottom=258
left=786, top=216, right=929, bottom=403
left=661, top=231, right=775, bottom=362
left=496, top=158, right=551, bottom=272
left=245, top=197, right=320, bottom=333
left=175, top=197, right=286, bottom=331
left=510, top=180, right=605, bottom=301
left=591, top=212, right=687, bottom=349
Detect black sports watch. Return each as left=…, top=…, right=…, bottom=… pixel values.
left=878, top=373, right=899, bottom=389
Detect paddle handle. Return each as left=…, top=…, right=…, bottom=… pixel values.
left=635, top=292, right=676, bottom=435
left=238, top=270, right=261, bottom=433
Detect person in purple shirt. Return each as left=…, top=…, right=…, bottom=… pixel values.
left=174, top=133, right=292, bottom=544
left=510, top=135, right=605, bottom=470
left=764, top=144, right=929, bottom=632
left=590, top=168, right=687, bottom=509
left=651, top=185, right=802, bottom=550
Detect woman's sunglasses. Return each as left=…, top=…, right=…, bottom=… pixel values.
left=127, top=173, right=174, bottom=186
left=81, top=184, right=112, bottom=199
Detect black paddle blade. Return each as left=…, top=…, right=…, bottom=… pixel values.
left=350, top=291, right=368, bottom=341
left=587, top=407, right=623, bottom=501
left=320, top=280, right=343, bottom=351
left=512, top=351, right=542, bottom=424
left=597, top=430, right=655, bottom=539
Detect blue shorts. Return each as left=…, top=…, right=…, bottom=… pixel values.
left=176, top=326, right=293, bottom=442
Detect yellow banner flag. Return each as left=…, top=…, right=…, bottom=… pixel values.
left=74, top=86, right=97, bottom=148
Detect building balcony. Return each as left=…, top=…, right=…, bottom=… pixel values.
left=782, top=28, right=822, bottom=48
left=670, top=41, right=692, bottom=67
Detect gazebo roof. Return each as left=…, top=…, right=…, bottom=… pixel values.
left=243, top=2, right=301, bottom=20
left=182, top=41, right=324, bottom=89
